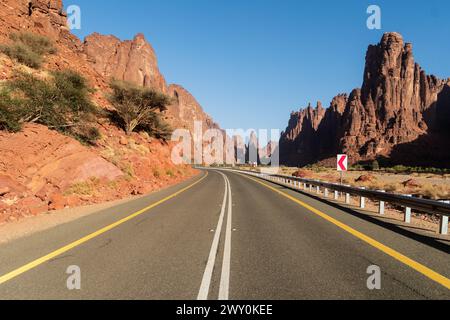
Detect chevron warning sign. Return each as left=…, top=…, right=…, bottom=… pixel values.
left=337, top=154, right=348, bottom=172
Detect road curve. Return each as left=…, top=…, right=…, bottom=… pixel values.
left=0, top=170, right=448, bottom=299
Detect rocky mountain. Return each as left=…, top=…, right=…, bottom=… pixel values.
left=83, top=33, right=168, bottom=93
left=166, top=84, right=221, bottom=134
left=0, top=0, right=220, bottom=222
left=82, top=33, right=219, bottom=134
left=280, top=32, right=450, bottom=168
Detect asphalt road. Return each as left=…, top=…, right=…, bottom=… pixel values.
left=0, top=169, right=448, bottom=300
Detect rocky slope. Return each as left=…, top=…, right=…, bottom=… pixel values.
left=0, top=0, right=219, bottom=223
left=280, top=32, right=450, bottom=168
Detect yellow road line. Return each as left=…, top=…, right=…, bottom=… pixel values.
left=236, top=172, right=450, bottom=290
left=0, top=171, right=208, bottom=286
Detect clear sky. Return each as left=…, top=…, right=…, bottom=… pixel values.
left=68, top=0, right=450, bottom=133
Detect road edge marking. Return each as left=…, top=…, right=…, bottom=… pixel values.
left=197, top=171, right=228, bottom=300
left=235, top=172, right=450, bottom=290
left=218, top=173, right=232, bottom=300
left=0, top=171, right=209, bottom=286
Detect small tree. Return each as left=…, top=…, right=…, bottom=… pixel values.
left=371, top=160, right=380, bottom=171
left=108, top=80, right=172, bottom=136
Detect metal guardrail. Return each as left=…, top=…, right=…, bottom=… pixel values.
left=226, top=168, right=450, bottom=235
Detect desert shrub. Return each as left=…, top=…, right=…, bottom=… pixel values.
left=0, top=89, right=23, bottom=132
left=0, top=32, right=56, bottom=68
left=370, top=160, right=380, bottom=171
left=64, top=181, right=94, bottom=196
left=0, top=43, right=42, bottom=68
left=10, top=32, right=56, bottom=55
left=2, top=70, right=99, bottom=143
left=122, top=163, right=135, bottom=178
left=136, top=112, right=173, bottom=141
left=153, top=168, right=162, bottom=178
left=108, top=80, right=172, bottom=139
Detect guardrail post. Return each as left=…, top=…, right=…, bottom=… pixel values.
left=378, top=190, right=385, bottom=215
left=404, top=194, right=412, bottom=223
left=360, top=187, right=366, bottom=209
left=316, top=186, right=320, bottom=194
left=334, top=190, right=339, bottom=200
left=309, top=184, right=313, bottom=192
left=439, top=201, right=449, bottom=235
left=324, top=188, right=329, bottom=198
left=303, top=183, right=307, bottom=190
left=440, top=215, right=449, bottom=235
left=345, top=192, right=350, bottom=204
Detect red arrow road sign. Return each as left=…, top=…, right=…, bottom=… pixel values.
left=337, top=154, right=348, bottom=171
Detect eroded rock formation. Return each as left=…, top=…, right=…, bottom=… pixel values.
left=83, top=33, right=168, bottom=93
left=280, top=32, right=450, bottom=167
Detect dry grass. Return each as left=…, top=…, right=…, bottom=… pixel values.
left=166, top=169, right=175, bottom=177
left=64, top=177, right=103, bottom=197
left=153, top=168, right=162, bottom=178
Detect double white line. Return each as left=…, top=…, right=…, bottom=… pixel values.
left=197, top=171, right=233, bottom=300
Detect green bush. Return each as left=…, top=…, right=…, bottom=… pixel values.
left=108, top=80, right=172, bottom=139
left=137, top=112, right=173, bottom=141
left=0, top=32, right=56, bottom=69
left=0, top=89, right=23, bottom=132
left=1, top=70, right=99, bottom=143
left=370, top=160, right=380, bottom=171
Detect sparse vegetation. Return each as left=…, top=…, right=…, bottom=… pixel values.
left=0, top=70, right=100, bottom=143
left=166, top=169, right=174, bottom=177
left=64, top=181, right=95, bottom=196
left=153, top=168, right=162, bottom=178
left=383, top=165, right=450, bottom=175
left=122, top=163, right=135, bottom=178
left=0, top=89, right=23, bottom=132
left=108, top=80, right=173, bottom=139
left=0, top=32, right=56, bottom=69
left=370, top=160, right=380, bottom=171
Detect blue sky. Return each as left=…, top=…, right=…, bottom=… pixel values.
left=69, top=0, right=450, bottom=133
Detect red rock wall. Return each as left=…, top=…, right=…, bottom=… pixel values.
left=280, top=32, right=450, bottom=167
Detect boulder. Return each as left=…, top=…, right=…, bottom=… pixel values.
left=402, top=179, right=420, bottom=188
left=355, top=174, right=376, bottom=183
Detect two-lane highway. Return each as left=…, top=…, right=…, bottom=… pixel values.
left=0, top=170, right=448, bottom=299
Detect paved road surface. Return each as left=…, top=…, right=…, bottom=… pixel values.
left=0, top=170, right=448, bottom=299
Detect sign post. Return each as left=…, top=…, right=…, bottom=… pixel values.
left=337, top=154, right=348, bottom=185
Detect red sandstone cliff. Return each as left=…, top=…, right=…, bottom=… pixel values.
left=0, top=0, right=220, bottom=222
left=82, top=33, right=220, bottom=134
left=83, top=33, right=168, bottom=93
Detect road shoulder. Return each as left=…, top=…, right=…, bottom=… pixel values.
left=0, top=171, right=204, bottom=245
